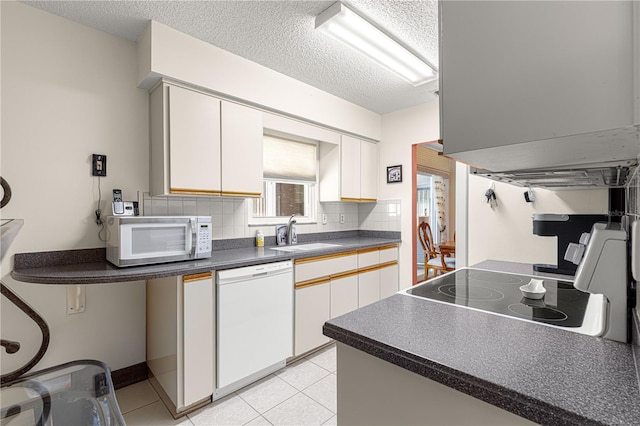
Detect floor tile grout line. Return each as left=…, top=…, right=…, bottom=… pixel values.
left=235, top=374, right=298, bottom=414
left=301, top=391, right=336, bottom=416
left=277, top=369, right=332, bottom=393
left=259, top=390, right=335, bottom=424
left=260, top=391, right=301, bottom=420
left=304, top=358, right=336, bottom=375
left=300, top=376, right=337, bottom=414
left=242, top=413, right=274, bottom=426
left=120, top=399, right=163, bottom=416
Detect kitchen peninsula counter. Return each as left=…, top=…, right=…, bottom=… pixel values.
left=323, top=261, right=640, bottom=426
left=11, top=231, right=400, bottom=284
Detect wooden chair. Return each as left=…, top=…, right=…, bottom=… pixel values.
left=418, top=222, right=456, bottom=278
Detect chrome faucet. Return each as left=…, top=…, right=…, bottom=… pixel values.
left=286, top=214, right=297, bottom=245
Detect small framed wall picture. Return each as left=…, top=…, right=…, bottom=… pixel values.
left=387, top=165, right=402, bottom=183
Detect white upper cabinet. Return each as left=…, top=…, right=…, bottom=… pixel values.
left=360, top=140, right=378, bottom=201
left=150, top=82, right=263, bottom=197
left=221, top=101, right=263, bottom=197
left=440, top=1, right=639, bottom=172
left=151, top=83, right=222, bottom=196
left=320, top=135, right=378, bottom=202
left=340, top=135, right=361, bottom=200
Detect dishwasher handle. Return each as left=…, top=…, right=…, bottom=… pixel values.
left=217, top=261, right=293, bottom=285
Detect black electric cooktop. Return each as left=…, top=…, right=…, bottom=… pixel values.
left=406, top=269, right=590, bottom=327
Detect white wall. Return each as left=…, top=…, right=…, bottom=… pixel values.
left=1, top=2, right=148, bottom=372
left=380, top=102, right=440, bottom=289
left=467, top=175, right=609, bottom=265
left=378, top=100, right=610, bottom=284
left=139, top=21, right=382, bottom=141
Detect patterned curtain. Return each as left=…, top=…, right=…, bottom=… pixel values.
left=434, top=177, right=447, bottom=242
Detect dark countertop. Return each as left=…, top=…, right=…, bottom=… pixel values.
left=323, top=260, right=640, bottom=426
left=11, top=235, right=401, bottom=284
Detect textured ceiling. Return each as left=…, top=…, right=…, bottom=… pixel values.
left=21, top=0, right=439, bottom=115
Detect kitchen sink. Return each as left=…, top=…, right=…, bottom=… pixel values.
left=269, top=243, right=342, bottom=252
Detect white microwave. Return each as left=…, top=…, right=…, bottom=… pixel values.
left=106, top=216, right=212, bottom=267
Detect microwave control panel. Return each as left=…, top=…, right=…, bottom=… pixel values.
left=198, top=223, right=212, bottom=254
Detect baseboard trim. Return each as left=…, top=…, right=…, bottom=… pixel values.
left=111, top=362, right=148, bottom=390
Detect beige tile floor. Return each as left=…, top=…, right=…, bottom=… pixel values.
left=116, top=344, right=337, bottom=426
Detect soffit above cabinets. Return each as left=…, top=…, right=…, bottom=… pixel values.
left=19, top=0, right=439, bottom=115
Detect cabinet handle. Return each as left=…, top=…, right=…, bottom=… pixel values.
left=171, top=188, right=222, bottom=196
left=357, top=247, right=379, bottom=255
left=340, top=197, right=377, bottom=203
left=358, top=261, right=398, bottom=274
left=331, top=270, right=360, bottom=280
left=294, top=251, right=358, bottom=264
left=295, top=277, right=331, bottom=289
left=183, top=272, right=213, bottom=283
left=220, top=191, right=261, bottom=198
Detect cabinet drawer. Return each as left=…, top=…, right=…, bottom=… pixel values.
left=295, top=252, right=357, bottom=283
left=357, top=249, right=380, bottom=269
left=379, top=246, right=398, bottom=263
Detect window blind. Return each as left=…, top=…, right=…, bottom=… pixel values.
left=263, top=135, right=317, bottom=182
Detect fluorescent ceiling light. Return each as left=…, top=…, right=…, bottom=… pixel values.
left=315, top=2, right=437, bottom=86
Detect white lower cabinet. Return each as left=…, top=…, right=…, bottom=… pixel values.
left=295, top=280, right=331, bottom=356
left=380, top=263, right=400, bottom=299
left=330, top=273, right=359, bottom=318
left=293, top=245, right=399, bottom=356
left=358, top=269, right=380, bottom=308
left=146, top=272, right=214, bottom=416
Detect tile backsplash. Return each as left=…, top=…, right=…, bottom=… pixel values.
left=143, top=194, right=401, bottom=240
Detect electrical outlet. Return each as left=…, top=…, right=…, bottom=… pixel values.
left=92, top=154, right=107, bottom=177
left=322, top=214, right=328, bottom=225
left=340, top=213, right=345, bottom=224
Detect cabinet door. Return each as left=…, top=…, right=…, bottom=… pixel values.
left=168, top=85, right=222, bottom=194
left=340, top=135, right=361, bottom=200
left=146, top=277, right=180, bottom=406
left=358, top=269, right=380, bottom=308
left=221, top=101, right=263, bottom=197
left=360, top=141, right=378, bottom=201
left=379, top=264, right=399, bottom=300
left=440, top=2, right=635, bottom=157
left=330, top=273, right=359, bottom=319
left=295, top=281, right=331, bottom=356
left=182, top=273, right=214, bottom=407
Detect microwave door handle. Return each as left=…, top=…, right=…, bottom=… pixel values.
left=189, top=218, right=197, bottom=257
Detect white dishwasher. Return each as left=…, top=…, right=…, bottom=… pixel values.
left=214, top=261, right=293, bottom=399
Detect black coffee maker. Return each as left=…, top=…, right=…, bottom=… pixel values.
left=532, top=214, right=609, bottom=275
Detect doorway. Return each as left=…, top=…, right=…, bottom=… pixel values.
left=412, top=142, right=456, bottom=284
